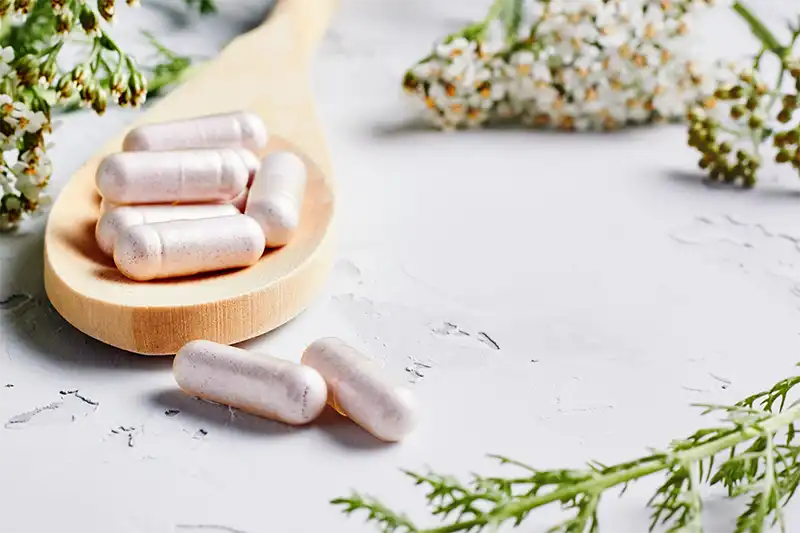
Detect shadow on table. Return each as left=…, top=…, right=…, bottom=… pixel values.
left=370, top=116, right=652, bottom=140
left=2, top=229, right=172, bottom=373
left=663, top=168, right=800, bottom=202
left=148, top=388, right=390, bottom=449
left=149, top=388, right=297, bottom=437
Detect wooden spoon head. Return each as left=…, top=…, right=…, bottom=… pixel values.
left=44, top=135, right=334, bottom=355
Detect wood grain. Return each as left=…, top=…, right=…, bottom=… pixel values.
left=43, top=0, right=338, bottom=355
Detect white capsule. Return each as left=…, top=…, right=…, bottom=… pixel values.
left=95, top=204, right=241, bottom=256
left=174, top=340, right=328, bottom=425
left=301, top=337, right=418, bottom=442
left=113, top=215, right=265, bottom=281
left=96, top=149, right=253, bottom=205
left=123, top=111, right=268, bottom=153
left=245, top=151, right=307, bottom=247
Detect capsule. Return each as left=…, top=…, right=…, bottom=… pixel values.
left=96, top=148, right=253, bottom=205
left=123, top=111, right=268, bottom=153
left=113, top=214, right=265, bottom=281
left=301, top=337, right=418, bottom=442
left=95, top=204, right=241, bottom=256
left=174, top=340, right=328, bottom=425
left=245, top=151, right=307, bottom=247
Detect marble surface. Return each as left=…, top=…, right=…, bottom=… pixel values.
left=2, top=0, right=800, bottom=531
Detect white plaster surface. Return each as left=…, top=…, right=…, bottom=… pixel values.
left=1, top=1, right=800, bottom=531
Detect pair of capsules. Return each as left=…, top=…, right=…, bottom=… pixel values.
left=174, top=337, right=417, bottom=442
left=94, top=110, right=308, bottom=281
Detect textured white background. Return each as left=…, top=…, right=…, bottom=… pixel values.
left=1, top=0, right=799, bottom=532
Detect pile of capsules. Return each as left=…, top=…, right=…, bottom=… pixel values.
left=94, top=110, right=307, bottom=281
left=173, top=337, right=418, bottom=442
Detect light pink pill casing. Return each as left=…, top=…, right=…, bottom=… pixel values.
left=245, top=151, right=307, bottom=247
left=96, top=149, right=252, bottom=205
left=174, top=340, right=328, bottom=425
left=95, top=204, right=240, bottom=256
left=122, top=111, right=268, bottom=153
left=113, top=215, right=266, bottom=281
left=301, top=337, right=418, bottom=442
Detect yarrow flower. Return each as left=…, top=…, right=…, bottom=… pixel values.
left=0, top=0, right=206, bottom=231
left=403, top=0, right=731, bottom=131
left=0, top=89, right=52, bottom=231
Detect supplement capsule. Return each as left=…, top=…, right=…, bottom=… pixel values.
left=97, top=149, right=252, bottom=205
left=301, top=337, right=418, bottom=442
left=123, top=111, right=268, bottom=153
left=95, top=204, right=240, bottom=256
left=114, top=214, right=265, bottom=281
left=174, top=340, right=328, bottom=425
left=245, top=151, right=307, bottom=247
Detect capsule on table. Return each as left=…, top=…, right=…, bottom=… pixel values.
left=113, top=214, right=265, bottom=281
left=95, top=204, right=241, bottom=256
left=301, top=337, right=418, bottom=442
left=174, top=340, right=328, bottom=425
left=245, top=151, right=307, bottom=247
left=96, top=148, right=252, bottom=205
left=123, top=111, right=268, bottom=153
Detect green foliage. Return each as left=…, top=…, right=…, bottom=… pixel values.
left=333, top=370, right=800, bottom=533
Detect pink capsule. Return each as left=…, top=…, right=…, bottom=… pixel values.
left=113, top=215, right=265, bottom=281
left=96, top=149, right=253, bottom=205
left=123, top=111, right=268, bottom=153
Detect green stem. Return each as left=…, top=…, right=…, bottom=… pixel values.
left=732, top=1, right=785, bottom=57
left=419, top=404, right=800, bottom=533
left=483, top=0, right=506, bottom=26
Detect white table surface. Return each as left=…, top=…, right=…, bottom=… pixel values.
left=1, top=1, right=799, bottom=531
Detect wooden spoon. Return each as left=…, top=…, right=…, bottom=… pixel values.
left=44, top=0, right=338, bottom=355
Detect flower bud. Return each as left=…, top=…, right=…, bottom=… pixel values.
left=13, top=0, right=31, bottom=14
left=71, top=65, right=86, bottom=85
left=40, top=61, right=57, bottom=84
left=55, top=10, right=73, bottom=34
left=776, top=149, right=791, bottom=163
left=79, top=83, right=95, bottom=105
left=91, top=89, right=108, bottom=115
left=14, top=55, right=39, bottom=87
left=98, top=0, right=115, bottom=21
left=128, top=70, right=147, bottom=105
left=778, top=109, right=793, bottom=124
left=79, top=5, right=99, bottom=35
left=109, top=71, right=125, bottom=97
left=56, top=77, right=73, bottom=99
left=117, top=88, right=130, bottom=107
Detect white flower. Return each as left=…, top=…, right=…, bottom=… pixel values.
left=0, top=46, right=14, bottom=64
left=435, top=37, right=474, bottom=60
left=411, top=60, right=442, bottom=81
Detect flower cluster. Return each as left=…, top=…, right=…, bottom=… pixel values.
left=773, top=66, right=800, bottom=172
left=0, top=46, right=51, bottom=230
left=687, top=66, right=768, bottom=187
left=686, top=13, right=800, bottom=187
left=403, top=0, right=728, bottom=131
left=0, top=0, right=204, bottom=230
